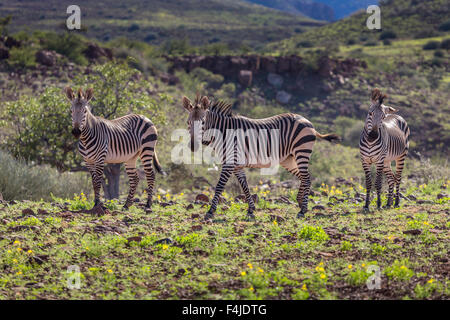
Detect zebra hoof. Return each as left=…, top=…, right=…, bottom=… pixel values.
left=297, top=212, right=305, bottom=219
left=245, top=213, right=256, bottom=221
left=204, top=212, right=214, bottom=221
left=363, top=207, right=370, bottom=213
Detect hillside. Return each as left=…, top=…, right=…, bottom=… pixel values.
left=270, top=0, right=450, bottom=48
left=244, top=0, right=378, bottom=21
left=244, top=0, right=335, bottom=21
left=1, top=0, right=324, bottom=49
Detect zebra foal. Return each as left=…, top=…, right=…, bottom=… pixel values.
left=65, top=87, right=164, bottom=212
left=182, top=94, right=340, bottom=221
left=360, top=88, right=410, bottom=210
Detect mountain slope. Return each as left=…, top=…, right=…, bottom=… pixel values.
left=245, top=0, right=335, bottom=21
left=1, top=0, right=324, bottom=48
left=268, top=0, right=450, bottom=49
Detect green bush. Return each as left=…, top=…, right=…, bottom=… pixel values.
left=379, top=30, right=397, bottom=40
left=40, top=32, right=87, bottom=65
left=438, top=20, right=450, bottom=32
left=440, top=39, right=450, bottom=50
left=0, top=150, right=90, bottom=201
left=422, top=41, right=440, bottom=50
left=7, top=46, right=36, bottom=69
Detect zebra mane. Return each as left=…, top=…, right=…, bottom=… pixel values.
left=209, top=99, right=233, bottom=117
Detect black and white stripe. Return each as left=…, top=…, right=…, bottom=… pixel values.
left=65, top=87, right=163, bottom=211
left=360, top=89, right=410, bottom=209
left=183, top=95, right=340, bottom=220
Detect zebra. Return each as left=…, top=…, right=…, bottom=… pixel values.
left=359, top=88, right=410, bottom=210
left=64, top=87, right=164, bottom=212
left=182, top=94, right=340, bottom=220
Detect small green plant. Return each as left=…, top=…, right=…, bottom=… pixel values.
left=371, top=243, right=387, bottom=255
left=385, top=260, right=414, bottom=281
left=414, top=279, right=443, bottom=299
left=298, top=225, right=329, bottom=242
left=341, top=240, right=353, bottom=251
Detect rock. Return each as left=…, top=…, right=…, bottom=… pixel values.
left=403, top=229, right=422, bottom=235
left=312, top=205, right=326, bottom=211
left=127, top=236, right=142, bottom=243
left=83, top=43, right=113, bottom=60
left=192, top=225, right=203, bottom=231
left=270, top=215, right=285, bottom=223
left=195, top=194, right=209, bottom=203
left=437, top=193, right=447, bottom=200
left=260, top=56, right=277, bottom=73
left=159, top=72, right=180, bottom=85
left=267, top=73, right=284, bottom=88
left=35, top=50, right=58, bottom=66
left=191, top=213, right=200, bottom=219
left=186, top=204, right=194, bottom=210
left=22, top=208, right=34, bottom=216
left=0, top=47, right=9, bottom=60
left=238, top=70, right=253, bottom=87
left=276, top=90, right=292, bottom=104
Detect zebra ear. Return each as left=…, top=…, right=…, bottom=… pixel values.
left=85, top=88, right=94, bottom=102
left=77, top=88, right=84, bottom=100
left=200, top=96, right=210, bottom=109
left=64, top=87, right=74, bottom=101
left=378, top=94, right=387, bottom=104
left=182, top=96, right=192, bottom=112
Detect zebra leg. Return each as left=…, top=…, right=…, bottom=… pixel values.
left=383, top=162, right=395, bottom=208
left=375, top=162, right=384, bottom=209
left=234, top=168, right=256, bottom=219
left=89, top=161, right=105, bottom=207
left=205, top=164, right=234, bottom=221
left=362, top=161, right=372, bottom=210
left=280, top=155, right=308, bottom=218
left=394, top=157, right=406, bottom=207
left=141, top=154, right=155, bottom=213
left=123, top=160, right=139, bottom=210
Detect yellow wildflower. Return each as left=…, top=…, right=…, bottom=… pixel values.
left=258, top=268, right=264, bottom=273
left=320, top=274, right=326, bottom=279
left=427, top=279, right=434, bottom=284
left=247, top=263, right=253, bottom=269
left=348, top=264, right=353, bottom=269
left=107, top=269, right=113, bottom=274
left=249, top=287, right=254, bottom=291
left=301, top=284, right=307, bottom=291
left=241, top=271, right=246, bottom=276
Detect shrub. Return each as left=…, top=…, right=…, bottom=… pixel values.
left=40, top=32, right=87, bottom=65
left=438, top=20, right=450, bottom=32
left=422, top=41, right=440, bottom=50
left=383, top=39, right=392, bottom=46
left=364, top=40, right=378, bottom=47
left=7, top=46, right=36, bottom=69
left=379, top=30, right=397, bottom=40
left=440, top=39, right=450, bottom=50
left=0, top=150, right=90, bottom=201
left=434, top=50, right=444, bottom=58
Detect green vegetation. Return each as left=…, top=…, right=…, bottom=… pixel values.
left=0, top=179, right=448, bottom=299
left=0, top=150, right=90, bottom=201
left=3, top=0, right=323, bottom=50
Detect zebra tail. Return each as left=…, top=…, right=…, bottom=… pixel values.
left=153, top=152, right=167, bottom=176
left=315, top=131, right=341, bottom=143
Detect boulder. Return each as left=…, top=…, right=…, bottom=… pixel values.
left=238, top=70, right=253, bottom=87
left=260, top=56, right=277, bottom=73
left=35, top=50, right=57, bottom=66
left=83, top=43, right=113, bottom=60
left=267, top=73, right=283, bottom=88
left=276, top=91, right=292, bottom=104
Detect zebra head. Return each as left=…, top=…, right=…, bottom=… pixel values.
left=365, top=88, right=397, bottom=137
left=65, top=87, right=93, bottom=139
left=182, top=94, right=211, bottom=152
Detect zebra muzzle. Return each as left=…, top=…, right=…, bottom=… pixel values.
left=72, top=128, right=81, bottom=139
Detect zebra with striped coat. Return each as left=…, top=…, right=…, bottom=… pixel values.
left=65, top=87, right=164, bottom=212
left=182, top=94, right=340, bottom=220
left=360, top=89, right=410, bottom=210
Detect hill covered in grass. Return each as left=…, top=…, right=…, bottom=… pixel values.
left=270, top=0, right=450, bottom=49
left=1, top=0, right=324, bottom=50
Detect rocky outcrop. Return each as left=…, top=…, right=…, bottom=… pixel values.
left=0, top=47, right=9, bottom=60
left=35, top=50, right=60, bottom=66
left=166, top=54, right=365, bottom=80
left=238, top=70, right=253, bottom=87
left=83, top=43, right=113, bottom=61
